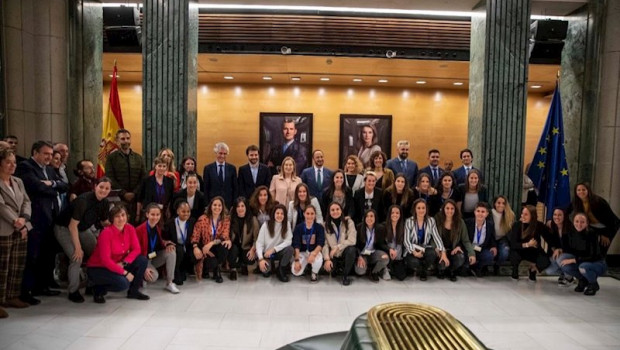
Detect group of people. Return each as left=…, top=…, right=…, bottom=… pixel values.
left=0, top=128, right=618, bottom=318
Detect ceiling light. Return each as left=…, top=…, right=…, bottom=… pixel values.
left=320, top=77, right=330, bottom=81
left=263, top=76, right=272, bottom=80
left=353, top=78, right=362, bottom=82
left=531, top=85, right=542, bottom=89
left=378, top=79, right=388, bottom=83
left=224, top=76, right=234, bottom=80
left=291, top=77, right=301, bottom=81
left=453, top=82, right=464, bottom=86
left=416, top=80, right=427, bottom=84
left=108, top=74, right=120, bottom=78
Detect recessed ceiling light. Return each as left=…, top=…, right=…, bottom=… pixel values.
left=531, top=85, right=542, bottom=89
left=263, top=76, right=272, bottom=80
left=453, top=82, right=464, bottom=86
left=224, top=76, right=234, bottom=80
left=320, top=77, right=330, bottom=81
left=378, top=79, right=388, bottom=83
left=108, top=74, right=120, bottom=78
left=416, top=80, right=427, bottom=84
left=353, top=78, right=363, bottom=82
left=291, top=77, right=301, bottom=81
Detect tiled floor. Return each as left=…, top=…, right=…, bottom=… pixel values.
left=1, top=274, right=620, bottom=350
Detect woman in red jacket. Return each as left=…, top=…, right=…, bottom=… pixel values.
left=136, top=203, right=179, bottom=294
left=86, top=205, right=148, bottom=303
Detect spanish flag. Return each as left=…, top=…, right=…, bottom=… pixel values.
left=97, top=62, right=125, bottom=178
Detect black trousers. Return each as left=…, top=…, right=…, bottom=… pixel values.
left=263, top=246, right=294, bottom=275
left=332, top=246, right=357, bottom=276
left=404, top=248, right=438, bottom=272
left=510, top=247, right=550, bottom=272
left=87, top=255, right=148, bottom=296
left=173, top=245, right=194, bottom=283
left=202, top=244, right=228, bottom=273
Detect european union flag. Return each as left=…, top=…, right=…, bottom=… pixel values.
left=527, top=83, right=571, bottom=220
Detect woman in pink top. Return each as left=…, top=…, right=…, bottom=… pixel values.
left=86, top=205, right=149, bottom=303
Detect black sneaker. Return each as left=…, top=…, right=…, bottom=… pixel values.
left=68, top=291, right=85, bottom=303
left=342, top=276, right=351, bottom=286
left=419, top=270, right=427, bottom=281
left=449, top=271, right=458, bottom=282
left=528, top=270, right=537, bottom=282
left=93, top=294, right=106, bottom=304
left=575, top=279, right=588, bottom=292
left=127, top=291, right=150, bottom=300
left=229, top=270, right=237, bottom=281
left=369, top=273, right=379, bottom=282
left=437, top=270, right=446, bottom=280
left=213, top=269, right=223, bottom=283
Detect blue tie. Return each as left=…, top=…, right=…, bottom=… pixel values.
left=218, top=164, right=224, bottom=183
left=401, top=160, right=407, bottom=173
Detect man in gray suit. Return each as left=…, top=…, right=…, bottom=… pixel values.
left=386, top=140, right=418, bottom=188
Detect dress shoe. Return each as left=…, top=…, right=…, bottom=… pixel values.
left=19, top=293, right=41, bottom=306
left=127, top=291, right=150, bottom=300
left=0, top=306, right=8, bottom=318
left=93, top=294, right=106, bottom=304
left=449, top=271, right=458, bottom=282
left=3, top=298, right=29, bottom=308
left=419, top=270, right=428, bottom=281
left=32, top=287, right=61, bottom=297
left=68, top=291, right=85, bottom=303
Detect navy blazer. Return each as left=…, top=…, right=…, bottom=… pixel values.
left=452, top=166, right=483, bottom=186
left=203, top=162, right=238, bottom=208
left=16, top=158, right=68, bottom=227
left=353, top=188, right=384, bottom=224
left=418, top=166, right=445, bottom=187
left=465, top=218, right=497, bottom=249
left=266, top=140, right=308, bottom=176
left=162, top=216, right=196, bottom=248
left=138, top=175, right=174, bottom=210
left=237, top=163, right=272, bottom=199
left=300, top=167, right=333, bottom=199
left=386, top=158, right=418, bottom=188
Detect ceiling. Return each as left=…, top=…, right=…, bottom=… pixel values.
left=103, top=53, right=559, bottom=92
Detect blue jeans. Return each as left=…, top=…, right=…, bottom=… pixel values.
left=545, top=253, right=575, bottom=276
left=476, top=248, right=495, bottom=268
left=579, top=260, right=607, bottom=284
left=495, top=238, right=510, bottom=265
left=87, top=255, right=148, bottom=295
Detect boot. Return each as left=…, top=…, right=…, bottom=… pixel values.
left=213, top=267, right=223, bottom=283
left=584, top=282, right=600, bottom=296
left=574, top=278, right=588, bottom=293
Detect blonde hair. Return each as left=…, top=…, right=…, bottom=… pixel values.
left=157, top=148, right=176, bottom=172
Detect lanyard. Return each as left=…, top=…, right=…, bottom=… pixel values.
left=176, top=218, right=188, bottom=244
left=155, top=181, right=165, bottom=203
left=415, top=220, right=425, bottom=244
left=211, top=219, right=218, bottom=240
left=147, top=224, right=158, bottom=252
left=304, top=225, right=314, bottom=252
left=476, top=223, right=484, bottom=245
left=366, top=227, right=375, bottom=250
left=334, top=223, right=341, bottom=242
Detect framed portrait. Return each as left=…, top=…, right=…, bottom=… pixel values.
left=339, top=114, right=392, bottom=168
left=260, top=112, right=313, bottom=175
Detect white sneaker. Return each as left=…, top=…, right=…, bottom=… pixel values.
left=165, top=283, right=180, bottom=294
left=382, top=268, right=391, bottom=281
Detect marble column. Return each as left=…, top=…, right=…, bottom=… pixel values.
left=143, top=0, right=198, bottom=164
left=68, top=0, right=103, bottom=169
left=468, top=0, right=531, bottom=211
left=560, top=1, right=605, bottom=190
left=2, top=0, right=69, bottom=156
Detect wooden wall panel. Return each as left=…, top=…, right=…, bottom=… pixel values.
left=104, top=83, right=550, bottom=173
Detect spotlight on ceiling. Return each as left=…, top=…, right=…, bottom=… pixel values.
left=386, top=50, right=397, bottom=59
left=281, top=46, right=292, bottom=55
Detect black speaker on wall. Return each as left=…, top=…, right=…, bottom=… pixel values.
left=529, top=20, right=568, bottom=64
left=103, top=6, right=140, bottom=27
left=105, top=27, right=141, bottom=47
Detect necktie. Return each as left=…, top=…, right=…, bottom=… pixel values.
left=465, top=167, right=470, bottom=175
left=401, top=160, right=407, bottom=173
left=218, top=164, right=224, bottom=183
left=317, top=169, right=322, bottom=189
left=432, top=168, right=438, bottom=181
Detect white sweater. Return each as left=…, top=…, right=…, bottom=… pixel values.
left=256, top=221, right=292, bottom=260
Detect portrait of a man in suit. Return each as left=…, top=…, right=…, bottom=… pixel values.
left=261, top=113, right=312, bottom=176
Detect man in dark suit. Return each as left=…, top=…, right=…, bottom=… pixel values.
left=265, top=118, right=307, bottom=176
left=300, top=149, right=332, bottom=199
left=386, top=140, right=418, bottom=188
left=464, top=203, right=497, bottom=276
left=16, top=141, right=69, bottom=304
left=452, top=148, right=483, bottom=186
left=419, top=149, right=444, bottom=187
left=353, top=172, right=384, bottom=224
left=203, top=142, right=237, bottom=208
left=4, top=135, right=27, bottom=163
left=238, top=145, right=272, bottom=199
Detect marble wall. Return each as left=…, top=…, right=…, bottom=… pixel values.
left=2, top=0, right=69, bottom=155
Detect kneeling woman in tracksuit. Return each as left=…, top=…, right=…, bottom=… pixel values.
left=291, top=205, right=325, bottom=283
